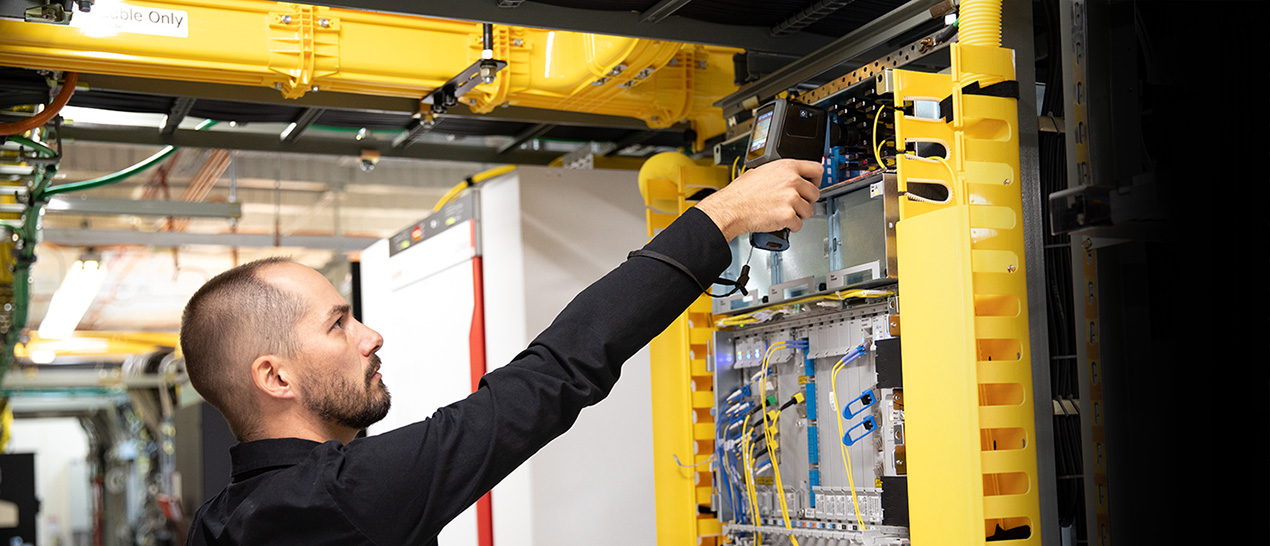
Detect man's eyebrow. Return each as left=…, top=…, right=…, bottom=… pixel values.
left=326, top=304, right=351, bottom=321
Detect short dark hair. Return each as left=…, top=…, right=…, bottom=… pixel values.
left=180, top=256, right=307, bottom=440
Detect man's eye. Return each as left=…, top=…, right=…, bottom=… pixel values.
left=333, top=318, right=344, bottom=330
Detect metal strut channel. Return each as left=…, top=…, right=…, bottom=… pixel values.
left=714, top=0, right=948, bottom=117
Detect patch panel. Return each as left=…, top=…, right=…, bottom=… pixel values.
left=713, top=300, right=906, bottom=545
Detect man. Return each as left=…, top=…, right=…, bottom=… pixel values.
left=180, top=159, right=822, bottom=545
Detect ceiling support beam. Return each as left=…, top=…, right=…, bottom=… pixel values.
left=604, top=130, right=662, bottom=156
left=716, top=0, right=946, bottom=115
left=640, top=0, right=694, bottom=24
left=771, top=0, right=858, bottom=36
left=44, top=196, right=241, bottom=219
left=160, top=96, right=196, bottom=136
left=42, top=228, right=379, bottom=251
left=302, top=0, right=833, bottom=55
left=280, top=108, right=326, bottom=143
left=497, top=123, right=555, bottom=155
left=59, top=124, right=563, bottom=165
left=392, top=118, right=436, bottom=149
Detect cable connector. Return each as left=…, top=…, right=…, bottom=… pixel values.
left=779, top=392, right=806, bottom=412
left=787, top=338, right=809, bottom=351
left=841, top=389, right=877, bottom=420
left=842, top=415, right=877, bottom=446
left=725, top=384, right=751, bottom=404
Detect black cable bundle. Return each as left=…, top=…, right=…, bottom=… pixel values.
left=1037, top=0, right=1083, bottom=536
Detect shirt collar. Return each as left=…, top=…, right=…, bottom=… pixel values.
left=230, top=437, right=324, bottom=480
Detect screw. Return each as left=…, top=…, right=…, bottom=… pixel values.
left=697, top=60, right=707, bottom=69
left=512, top=38, right=523, bottom=47
left=667, top=59, right=678, bottom=67
left=1081, top=238, right=1092, bottom=249
left=318, top=18, right=330, bottom=28
left=1007, top=265, right=1017, bottom=273
left=274, top=82, right=283, bottom=90
left=469, top=98, right=477, bottom=105
left=280, top=14, right=292, bottom=24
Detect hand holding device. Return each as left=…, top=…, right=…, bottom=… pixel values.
left=743, top=98, right=828, bottom=251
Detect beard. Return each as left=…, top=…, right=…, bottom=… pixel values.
left=300, top=354, right=392, bottom=431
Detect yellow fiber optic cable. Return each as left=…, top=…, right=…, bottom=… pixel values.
left=934, top=155, right=959, bottom=203
left=872, top=105, right=888, bottom=171
left=740, top=417, right=760, bottom=530
left=431, top=165, right=517, bottom=212
left=760, top=342, right=800, bottom=546
left=716, top=288, right=894, bottom=328
left=831, top=350, right=869, bottom=530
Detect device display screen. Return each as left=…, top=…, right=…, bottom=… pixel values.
left=749, top=110, right=774, bottom=154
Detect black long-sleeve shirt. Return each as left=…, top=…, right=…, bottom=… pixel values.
left=187, top=207, right=731, bottom=545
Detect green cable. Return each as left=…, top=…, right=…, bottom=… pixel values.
left=38, top=119, right=219, bottom=198
left=5, top=135, right=57, bottom=158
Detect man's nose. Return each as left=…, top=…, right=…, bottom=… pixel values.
left=358, top=320, right=384, bottom=355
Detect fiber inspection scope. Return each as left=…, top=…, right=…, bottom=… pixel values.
left=744, top=97, right=828, bottom=251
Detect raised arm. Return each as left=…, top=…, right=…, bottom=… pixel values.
left=331, top=159, right=822, bottom=544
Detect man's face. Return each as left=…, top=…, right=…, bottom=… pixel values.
left=265, top=263, right=390, bottom=431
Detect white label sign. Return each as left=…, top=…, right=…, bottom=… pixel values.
left=71, top=2, right=189, bottom=38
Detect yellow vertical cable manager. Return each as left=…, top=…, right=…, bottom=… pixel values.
left=643, top=153, right=729, bottom=546
left=890, top=26, right=1042, bottom=546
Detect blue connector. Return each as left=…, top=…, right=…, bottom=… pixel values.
left=834, top=346, right=865, bottom=367
left=841, top=389, right=878, bottom=420
left=842, top=415, right=877, bottom=447
left=725, top=384, right=751, bottom=404
left=787, top=338, right=809, bottom=351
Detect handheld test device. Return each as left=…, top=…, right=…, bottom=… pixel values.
left=743, top=98, right=828, bottom=251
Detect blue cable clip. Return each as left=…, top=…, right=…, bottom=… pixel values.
left=842, top=415, right=877, bottom=447
left=841, top=388, right=877, bottom=420
left=787, top=339, right=809, bottom=351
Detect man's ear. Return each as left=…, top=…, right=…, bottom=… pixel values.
left=251, top=354, right=298, bottom=401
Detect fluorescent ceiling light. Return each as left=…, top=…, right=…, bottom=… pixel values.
left=61, top=106, right=167, bottom=128
left=38, top=260, right=108, bottom=340
left=279, top=122, right=298, bottom=140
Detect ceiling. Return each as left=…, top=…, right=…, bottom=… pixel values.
left=28, top=140, right=485, bottom=332
left=1, top=0, right=939, bottom=339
